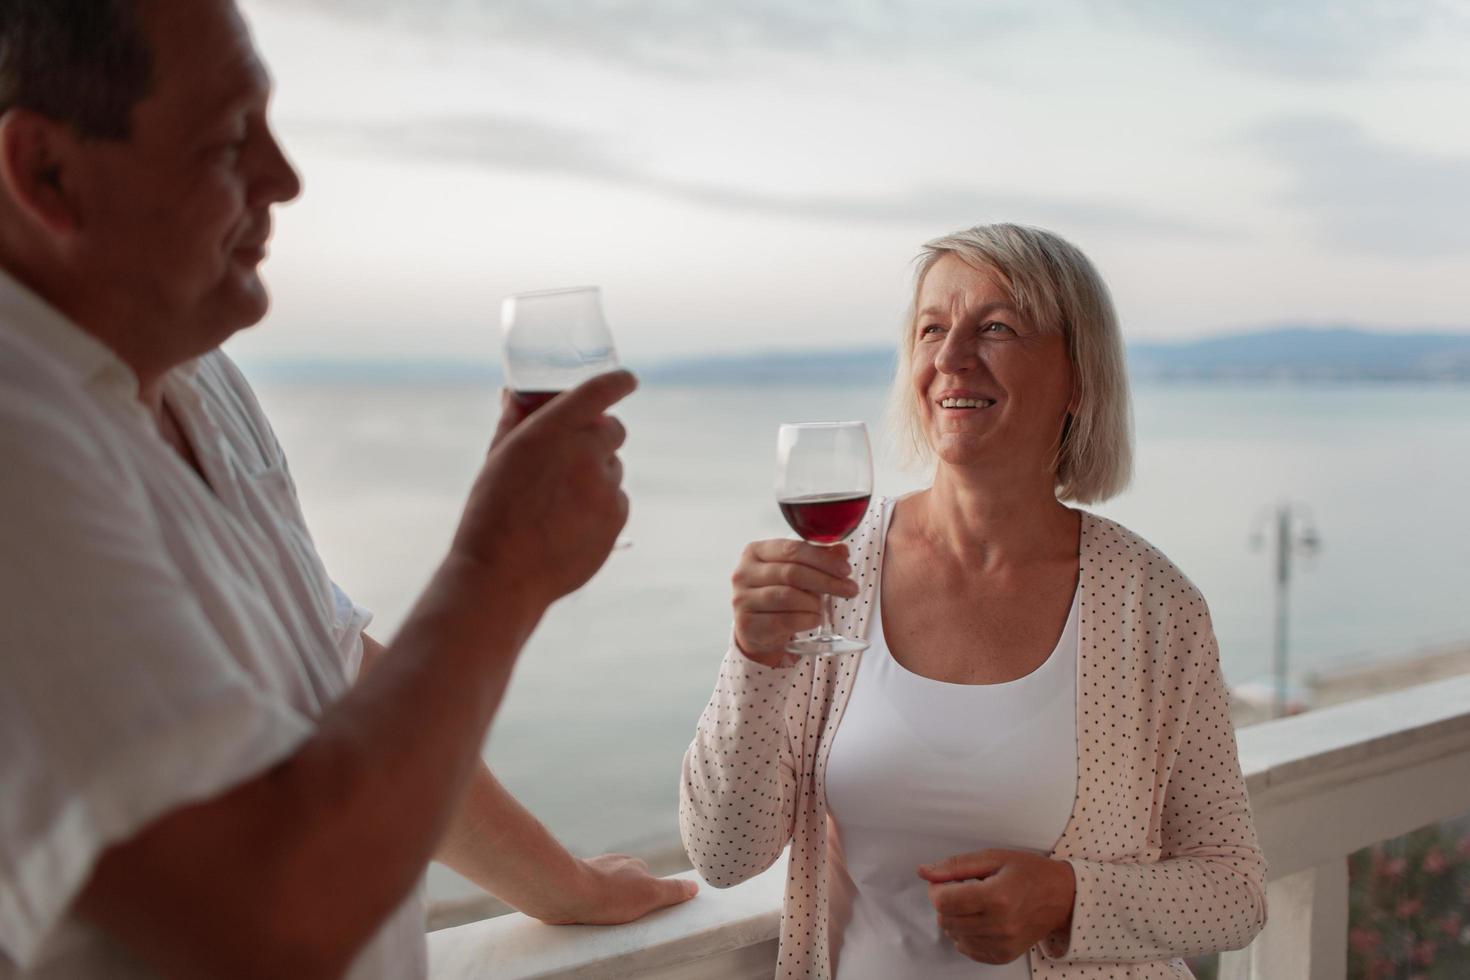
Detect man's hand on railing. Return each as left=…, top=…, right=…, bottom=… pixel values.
left=433, top=765, right=696, bottom=927
left=541, top=854, right=698, bottom=926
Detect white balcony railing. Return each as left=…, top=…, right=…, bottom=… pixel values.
left=428, top=674, right=1470, bottom=980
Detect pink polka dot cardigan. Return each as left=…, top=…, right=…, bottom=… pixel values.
left=680, top=500, right=1267, bottom=978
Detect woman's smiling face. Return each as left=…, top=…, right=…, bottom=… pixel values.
left=911, top=253, right=1076, bottom=480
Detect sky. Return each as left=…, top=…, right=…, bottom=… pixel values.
left=226, top=0, right=1470, bottom=368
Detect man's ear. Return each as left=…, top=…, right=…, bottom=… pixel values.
left=0, top=109, right=85, bottom=237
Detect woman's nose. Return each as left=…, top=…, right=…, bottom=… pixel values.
left=934, top=327, right=980, bottom=375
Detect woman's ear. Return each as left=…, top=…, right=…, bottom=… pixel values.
left=0, top=109, right=85, bottom=238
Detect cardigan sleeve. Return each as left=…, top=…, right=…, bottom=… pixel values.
left=679, top=645, right=806, bottom=888
left=1045, top=625, right=1268, bottom=963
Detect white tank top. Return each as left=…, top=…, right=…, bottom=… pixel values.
left=826, top=500, right=1080, bottom=980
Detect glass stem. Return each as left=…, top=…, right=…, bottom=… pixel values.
left=820, top=588, right=836, bottom=639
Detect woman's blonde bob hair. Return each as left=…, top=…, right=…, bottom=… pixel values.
left=885, top=223, right=1133, bottom=505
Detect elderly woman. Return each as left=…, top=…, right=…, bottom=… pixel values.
left=680, top=224, right=1266, bottom=978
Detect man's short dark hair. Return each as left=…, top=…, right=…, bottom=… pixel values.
left=0, top=0, right=154, bottom=140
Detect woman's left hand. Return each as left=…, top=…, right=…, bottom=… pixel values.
left=917, top=850, right=1076, bottom=964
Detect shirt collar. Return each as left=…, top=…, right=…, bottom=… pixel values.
left=0, top=266, right=202, bottom=397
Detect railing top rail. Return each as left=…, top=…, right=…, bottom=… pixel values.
left=429, top=860, right=785, bottom=980
left=1237, top=673, right=1470, bottom=795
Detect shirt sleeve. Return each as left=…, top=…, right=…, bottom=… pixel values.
left=1042, top=618, right=1268, bottom=964
left=0, top=391, right=316, bottom=968
left=329, top=580, right=374, bottom=682
left=680, top=643, right=807, bottom=888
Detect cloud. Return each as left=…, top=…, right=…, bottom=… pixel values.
left=1247, top=115, right=1470, bottom=256
left=252, top=0, right=1037, bottom=70
left=1103, top=0, right=1468, bottom=78
left=303, top=114, right=1211, bottom=235
left=255, top=0, right=1469, bottom=78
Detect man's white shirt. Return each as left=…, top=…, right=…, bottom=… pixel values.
left=0, top=270, right=425, bottom=978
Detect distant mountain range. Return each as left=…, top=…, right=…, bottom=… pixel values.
left=1127, top=326, right=1470, bottom=382
left=243, top=326, right=1470, bottom=385
left=642, top=326, right=1470, bottom=385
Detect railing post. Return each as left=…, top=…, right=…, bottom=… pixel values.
left=1218, top=859, right=1347, bottom=980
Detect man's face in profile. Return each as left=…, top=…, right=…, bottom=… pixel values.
left=67, top=0, right=301, bottom=353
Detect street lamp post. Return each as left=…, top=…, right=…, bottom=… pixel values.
left=1252, top=503, right=1322, bottom=719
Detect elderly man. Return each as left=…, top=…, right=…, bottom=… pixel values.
left=0, top=0, right=694, bottom=977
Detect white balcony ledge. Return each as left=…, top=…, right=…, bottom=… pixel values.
left=429, top=673, right=1470, bottom=980
left=428, top=858, right=784, bottom=980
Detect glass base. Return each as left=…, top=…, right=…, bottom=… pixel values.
left=786, top=633, right=869, bottom=656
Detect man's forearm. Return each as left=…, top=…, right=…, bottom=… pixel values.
left=274, top=555, right=546, bottom=949
left=358, top=626, right=596, bottom=921
left=436, top=766, right=598, bottom=922
left=366, top=629, right=599, bottom=923
left=80, top=554, right=546, bottom=978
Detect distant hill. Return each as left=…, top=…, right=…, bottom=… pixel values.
left=644, top=326, right=1470, bottom=385
left=641, top=348, right=897, bottom=386
left=241, top=326, right=1470, bottom=386
left=1128, top=326, right=1470, bottom=382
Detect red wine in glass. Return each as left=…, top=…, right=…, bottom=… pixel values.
left=774, top=421, right=873, bottom=656
left=511, top=390, right=562, bottom=413
left=779, top=492, right=872, bottom=545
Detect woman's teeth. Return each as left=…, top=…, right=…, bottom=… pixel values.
left=939, top=397, right=995, bottom=409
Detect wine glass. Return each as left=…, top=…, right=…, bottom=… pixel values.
left=775, top=421, right=873, bottom=656
left=500, top=286, right=621, bottom=407
left=501, top=285, right=631, bottom=548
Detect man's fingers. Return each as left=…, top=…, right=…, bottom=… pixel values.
left=595, top=414, right=628, bottom=453
left=651, top=876, right=699, bottom=910
left=918, top=849, right=1006, bottom=884
left=537, top=370, right=637, bottom=428
left=604, top=455, right=626, bottom=489
left=490, top=388, right=529, bottom=449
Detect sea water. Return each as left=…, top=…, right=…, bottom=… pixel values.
left=252, top=378, right=1470, bottom=902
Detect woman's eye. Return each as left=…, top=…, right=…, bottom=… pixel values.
left=983, top=321, right=1014, bottom=334
left=919, top=323, right=944, bottom=337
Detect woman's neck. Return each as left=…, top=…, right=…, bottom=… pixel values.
left=908, top=467, right=1078, bottom=570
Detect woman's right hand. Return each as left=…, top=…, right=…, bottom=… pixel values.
left=731, top=539, right=859, bottom=668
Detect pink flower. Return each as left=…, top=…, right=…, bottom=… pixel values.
left=1385, top=856, right=1408, bottom=879
left=1456, top=834, right=1470, bottom=858
left=1397, top=897, right=1423, bottom=917
left=1350, top=927, right=1379, bottom=954
left=1412, top=940, right=1435, bottom=966
left=1441, top=912, right=1463, bottom=936
left=1423, top=848, right=1448, bottom=874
